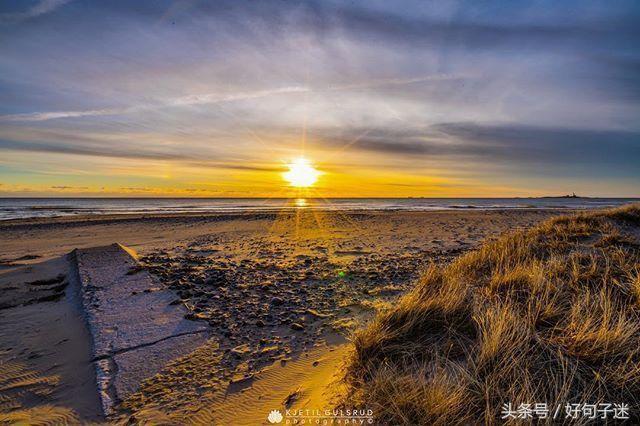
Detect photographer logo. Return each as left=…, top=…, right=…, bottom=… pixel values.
left=267, top=409, right=283, bottom=424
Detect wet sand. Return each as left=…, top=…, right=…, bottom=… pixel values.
left=0, top=209, right=564, bottom=422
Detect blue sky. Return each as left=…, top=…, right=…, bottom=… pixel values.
left=0, top=0, right=639, bottom=197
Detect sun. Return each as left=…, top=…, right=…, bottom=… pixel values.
left=283, top=157, right=320, bottom=188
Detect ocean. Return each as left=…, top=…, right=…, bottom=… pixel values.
left=0, top=197, right=638, bottom=221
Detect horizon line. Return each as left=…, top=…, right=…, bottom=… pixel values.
left=1, top=196, right=639, bottom=200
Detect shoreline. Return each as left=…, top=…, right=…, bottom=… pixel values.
left=3, top=196, right=637, bottom=224
left=0, top=206, right=579, bottom=228
left=0, top=209, right=568, bottom=265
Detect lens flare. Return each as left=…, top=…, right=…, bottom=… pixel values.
left=283, top=158, right=320, bottom=188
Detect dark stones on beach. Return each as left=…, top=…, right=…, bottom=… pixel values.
left=231, top=344, right=251, bottom=357
left=204, top=269, right=228, bottom=287
left=134, top=219, right=482, bottom=399
left=305, top=309, right=330, bottom=318
left=270, top=296, right=284, bottom=306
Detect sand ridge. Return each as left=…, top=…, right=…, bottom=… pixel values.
left=73, top=243, right=211, bottom=415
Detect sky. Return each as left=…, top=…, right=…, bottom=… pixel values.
left=0, top=0, right=639, bottom=198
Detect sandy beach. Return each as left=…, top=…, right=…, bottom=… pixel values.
left=3, top=0, right=638, bottom=423
left=0, top=208, right=563, bottom=423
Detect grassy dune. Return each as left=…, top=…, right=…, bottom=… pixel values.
left=344, top=205, right=640, bottom=424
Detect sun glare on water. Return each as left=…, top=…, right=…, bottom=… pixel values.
left=283, top=158, right=320, bottom=188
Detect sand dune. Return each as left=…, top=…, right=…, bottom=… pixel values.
left=344, top=205, right=640, bottom=424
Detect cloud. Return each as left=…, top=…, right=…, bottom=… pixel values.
left=333, top=5, right=639, bottom=51
left=119, top=187, right=152, bottom=191
left=184, top=161, right=283, bottom=172
left=0, top=135, right=283, bottom=171
left=0, top=108, right=119, bottom=122
left=170, top=86, right=308, bottom=107
left=432, top=122, right=640, bottom=164
left=0, top=75, right=458, bottom=123
left=138, top=1, right=639, bottom=51
left=312, top=123, right=640, bottom=170
left=0, top=139, right=187, bottom=161
left=575, top=55, right=640, bottom=102
left=0, top=0, right=72, bottom=23
left=51, top=185, right=88, bottom=190
left=324, top=74, right=466, bottom=91
left=0, top=86, right=309, bottom=123
left=333, top=136, right=438, bottom=155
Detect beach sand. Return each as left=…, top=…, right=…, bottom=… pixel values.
left=0, top=209, right=563, bottom=423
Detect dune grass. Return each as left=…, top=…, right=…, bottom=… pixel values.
left=344, top=205, right=640, bottom=425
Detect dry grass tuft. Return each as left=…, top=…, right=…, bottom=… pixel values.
left=344, top=205, right=640, bottom=424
